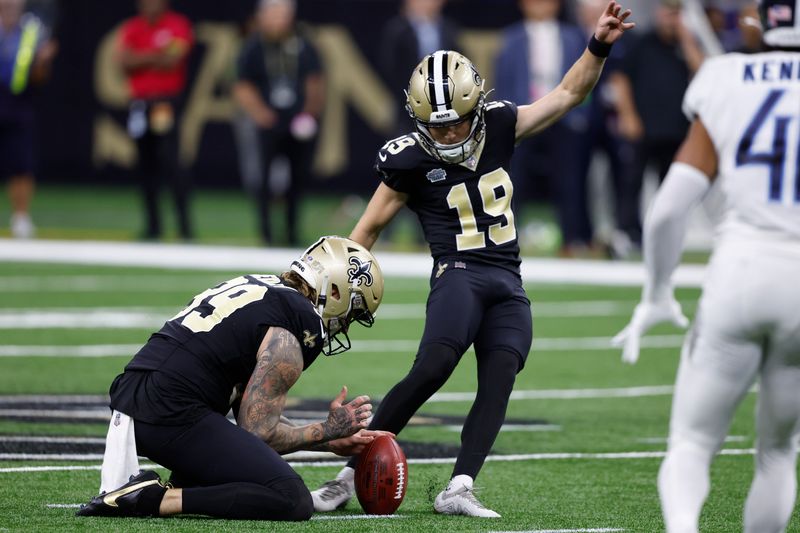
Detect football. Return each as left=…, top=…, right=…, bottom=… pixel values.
left=354, top=435, right=408, bottom=515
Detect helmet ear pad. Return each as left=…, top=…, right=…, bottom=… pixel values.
left=405, top=51, right=487, bottom=163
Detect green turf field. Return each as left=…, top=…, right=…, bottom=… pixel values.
left=0, top=185, right=567, bottom=254
left=0, top=260, right=796, bottom=532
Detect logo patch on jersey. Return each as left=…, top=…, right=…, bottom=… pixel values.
left=347, top=257, right=374, bottom=286
left=303, top=330, right=318, bottom=348
left=426, top=168, right=447, bottom=183
left=436, top=262, right=448, bottom=278
left=454, top=261, right=467, bottom=270
left=379, top=152, right=387, bottom=162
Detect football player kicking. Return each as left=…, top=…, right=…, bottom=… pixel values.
left=612, top=2, right=800, bottom=531
left=310, top=1, right=634, bottom=518
left=76, top=236, right=390, bottom=521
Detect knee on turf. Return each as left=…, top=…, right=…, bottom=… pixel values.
left=272, top=477, right=313, bottom=521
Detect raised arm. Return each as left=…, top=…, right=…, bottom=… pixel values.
left=515, top=1, right=634, bottom=141
left=238, top=327, right=372, bottom=454
left=350, top=183, right=409, bottom=250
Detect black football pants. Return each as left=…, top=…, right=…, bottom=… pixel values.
left=134, top=411, right=312, bottom=521
left=346, top=261, right=533, bottom=480
left=134, top=104, right=192, bottom=240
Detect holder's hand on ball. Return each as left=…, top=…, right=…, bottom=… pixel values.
left=328, top=430, right=396, bottom=456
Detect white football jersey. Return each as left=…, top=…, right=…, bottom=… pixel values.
left=683, top=51, right=800, bottom=240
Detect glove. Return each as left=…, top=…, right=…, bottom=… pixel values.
left=611, top=295, right=689, bottom=364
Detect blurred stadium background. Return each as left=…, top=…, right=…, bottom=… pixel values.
left=3, top=0, right=797, bottom=531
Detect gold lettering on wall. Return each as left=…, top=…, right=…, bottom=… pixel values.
left=93, top=24, right=134, bottom=168
left=309, top=25, right=394, bottom=177
left=179, top=23, right=239, bottom=166
left=91, top=21, right=500, bottom=177
left=458, top=31, right=502, bottom=89
left=93, top=114, right=136, bottom=167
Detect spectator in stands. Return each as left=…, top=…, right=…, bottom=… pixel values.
left=0, top=0, right=57, bottom=238
left=495, top=0, right=595, bottom=257
left=575, top=0, right=634, bottom=258
left=234, top=0, right=324, bottom=247
left=379, top=0, right=460, bottom=137
left=117, top=0, right=193, bottom=241
left=378, top=0, right=460, bottom=245
left=609, top=0, right=704, bottom=247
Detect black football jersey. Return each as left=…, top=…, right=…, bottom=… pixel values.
left=112, top=275, right=324, bottom=420
left=377, top=101, right=520, bottom=272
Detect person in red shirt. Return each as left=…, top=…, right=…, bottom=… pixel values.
left=117, top=0, right=193, bottom=240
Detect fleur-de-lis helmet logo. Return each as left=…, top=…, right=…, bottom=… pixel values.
left=347, top=256, right=374, bottom=286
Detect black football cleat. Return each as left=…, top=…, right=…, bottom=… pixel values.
left=75, top=470, right=167, bottom=518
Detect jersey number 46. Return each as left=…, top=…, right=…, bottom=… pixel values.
left=737, top=88, right=800, bottom=204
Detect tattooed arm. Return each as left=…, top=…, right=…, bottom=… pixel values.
left=238, top=327, right=373, bottom=454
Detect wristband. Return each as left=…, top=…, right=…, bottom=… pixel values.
left=588, top=35, right=612, bottom=58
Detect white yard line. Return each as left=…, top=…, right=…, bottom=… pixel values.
left=311, top=514, right=405, bottom=520
left=0, top=276, right=214, bottom=292
left=0, top=336, right=686, bottom=356
left=430, top=385, right=676, bottom=402
left=0, top=436, right=106, bottom=444
left=636, top=436, right=749, bottom=444
left=45, top=503, right=82, bottom=509
left=0, top=409, right=109, bottom=420
left=0, top=345, right=142, bottom=356
left=445, top=424, right=562, bottom=432
left=0, top=310, right=166, bottom=329
left=0, top=394, right=107, bottom=403
left=1, top=449, right=758, bottom=473
left=0, top=301, right=688, bottom=329
left=0, top=238, right=707, bottom=287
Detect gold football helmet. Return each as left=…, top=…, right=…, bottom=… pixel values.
left=290, top=236, right=383, bottom=355
left=405, top=50, right=486, bottom=163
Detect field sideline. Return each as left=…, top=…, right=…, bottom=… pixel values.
left=0, top=241, right=798, bottom=532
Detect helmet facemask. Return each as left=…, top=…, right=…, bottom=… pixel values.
left=408, top=93, right=486, bottom=164
left=318, top=283, right=376, bottom=356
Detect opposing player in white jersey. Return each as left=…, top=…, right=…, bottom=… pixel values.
left=612, top=1, right=800, bottom=531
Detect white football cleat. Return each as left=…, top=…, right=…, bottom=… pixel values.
left=311, top=467, right=354, bottom=512
left=434, top=474, right=501, bottom=518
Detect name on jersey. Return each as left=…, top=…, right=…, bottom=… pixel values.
left=743, top=60, right=800, bottom=82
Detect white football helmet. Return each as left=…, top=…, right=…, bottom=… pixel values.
left=290, top=236, right=383, bottom=355
left=405, top=50, right=486, bottom=164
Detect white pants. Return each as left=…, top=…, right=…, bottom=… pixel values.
left=660, top=237, right=800, bottom=533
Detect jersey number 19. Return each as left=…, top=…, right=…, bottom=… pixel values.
left=446, top=168, right=516, bottom=251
